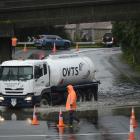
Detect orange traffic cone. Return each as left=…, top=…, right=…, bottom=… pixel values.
left=31, top=105, right=39, bottom=125
left=128, top=118, right=135, bottom=140
left=76, top=43, right=79, bottom=51
left=23, top=44, right=28, bottom=52
left=57, top=108, right=65, bottom=127
left=131, top=107, right=138, bottom=128
left=52, top=42, right=56, bottom=54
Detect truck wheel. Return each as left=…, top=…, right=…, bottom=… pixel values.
left=86, top=89, right=93, bottom=101
left=40, top=98, right=50, bottom=108
left=76, top=89, right=85, bottom=102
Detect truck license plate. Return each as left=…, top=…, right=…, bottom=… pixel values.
left=11, top=98, right=17, bottom=107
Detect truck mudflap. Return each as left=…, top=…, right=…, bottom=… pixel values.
left=0, top=93, right=41, bottom=107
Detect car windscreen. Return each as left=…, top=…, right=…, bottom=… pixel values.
left=46, top=36, right=56, bottom=40
left=0, top=66, right=33, bottom=81
left=104, top=33, right=112, bottom=37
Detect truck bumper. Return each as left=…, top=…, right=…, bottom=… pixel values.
left=0, top=93, right=41, bottom=107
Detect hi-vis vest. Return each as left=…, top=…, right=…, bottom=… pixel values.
left=12, top=37, right=17, bottom=47
left=66, top=85, right=77, bottom=111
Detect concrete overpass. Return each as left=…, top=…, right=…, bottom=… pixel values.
left=0, top=0, right=140, bottom=61
left=0, top=0, right=140, bottom=30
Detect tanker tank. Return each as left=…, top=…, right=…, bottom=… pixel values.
left=45, top=54, right=96, bottom=86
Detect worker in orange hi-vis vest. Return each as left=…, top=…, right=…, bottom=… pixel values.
left=12, top=37, right=18, bottom=47
left=66, top=85, right=80, bottom=126
left=11, top=37, right=18, bottom=54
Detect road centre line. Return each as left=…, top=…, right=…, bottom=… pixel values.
left=0, top=132, right=129, bottom=137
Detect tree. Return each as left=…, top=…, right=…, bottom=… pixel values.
left=112, top=21, right=140, bottom=64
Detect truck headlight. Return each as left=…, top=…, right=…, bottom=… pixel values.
left=0, top=96, right=4, bottom=101
left=25, top=96, right=32, bottom=101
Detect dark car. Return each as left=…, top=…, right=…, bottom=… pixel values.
left=102, top=33, right=115, bottom=47
left=34, top=35, right=71, bottom=50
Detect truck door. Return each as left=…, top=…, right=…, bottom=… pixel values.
left=34, top=65, right=45, bottom=95
left=34, top=64, right=50, bottom=95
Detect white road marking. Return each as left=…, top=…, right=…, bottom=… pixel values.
left=0, top=132, right=129, bottom=137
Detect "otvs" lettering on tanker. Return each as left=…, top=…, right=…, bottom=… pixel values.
left=62, top=67, right=79, bottom=77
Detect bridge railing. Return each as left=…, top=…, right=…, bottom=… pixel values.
left=17, top=42, right=34, bottom=47
left=18, top=42, right=34, bottom=45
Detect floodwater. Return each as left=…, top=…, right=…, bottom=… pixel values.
left=0, top=106, right=140, bottom=140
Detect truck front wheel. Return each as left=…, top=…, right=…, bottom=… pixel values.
left=40, top=94, right=51, bottom=107
left=40, top=98, right=49, bottom=107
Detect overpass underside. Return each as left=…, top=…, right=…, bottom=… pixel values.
left=0, top=0, right=140, bottom=62
left=0, top=1, right=140, bottom=28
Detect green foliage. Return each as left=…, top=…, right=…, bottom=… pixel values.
left=112, top=21, right=140, bottom=65
left=15, top=25, right=71, bottom=41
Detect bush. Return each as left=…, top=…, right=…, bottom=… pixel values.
left=112, top=21, right=140, bottom=65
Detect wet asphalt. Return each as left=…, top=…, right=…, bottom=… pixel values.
left=1, top=47, right=140, bottom=140
left=0, top=107, right=140, bottom=140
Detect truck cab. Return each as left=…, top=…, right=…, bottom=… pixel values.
left=0, top=60, right=49, bottom=107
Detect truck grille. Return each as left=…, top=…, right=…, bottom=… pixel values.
left=5, top=88, right=23, bottom=94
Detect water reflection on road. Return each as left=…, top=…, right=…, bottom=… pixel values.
left=0, top=108, right=100, bottom=140
left=0, top=107, right=139, bottom=140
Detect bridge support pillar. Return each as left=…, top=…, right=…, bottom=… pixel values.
left=0, top=23, right=14, bottom=63
left=0, top=37, right=13, bottom=63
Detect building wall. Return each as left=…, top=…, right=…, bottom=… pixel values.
left=65, top=22, right=112, bottom=42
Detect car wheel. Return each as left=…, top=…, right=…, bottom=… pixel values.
left=42, top=45, right=47, bottom=50
left=36, top=46, right=42, bottom=49
left=46, top=43, right=52, bottom=50
left=64, top=42, right=70, bottom=50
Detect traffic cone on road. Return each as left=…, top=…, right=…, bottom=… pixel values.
left=128, top=118, right=135, bottom=140
left=131, top=107, right=138, bottom=128
left=76, top=43, right=79, bottom=51
left=31, top=105, right=39, bottom=125
left=23, top=44, right=28, bottom=52
left=52, top=42, right=56, bottom=54
left=57, top=108, right=65, bottom=127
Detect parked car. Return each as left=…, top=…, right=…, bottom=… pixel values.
left=34, top=35, right=71, bottom=50
left=102, top=33, right=115, bottom=47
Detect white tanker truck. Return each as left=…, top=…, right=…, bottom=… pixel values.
left=0, top=54, right=100, bottom=107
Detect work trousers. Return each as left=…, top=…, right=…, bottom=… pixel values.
left=69, top=110, right=79, bottom=125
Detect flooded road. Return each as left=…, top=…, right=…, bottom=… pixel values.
left=0, top=106, right=139, bottom=140
left=1, top=47, right=140, bottom=140
left=78, top=48, right=140, bottom=107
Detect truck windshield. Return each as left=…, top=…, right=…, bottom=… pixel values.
left=0, top=66, right=33, bottom=81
